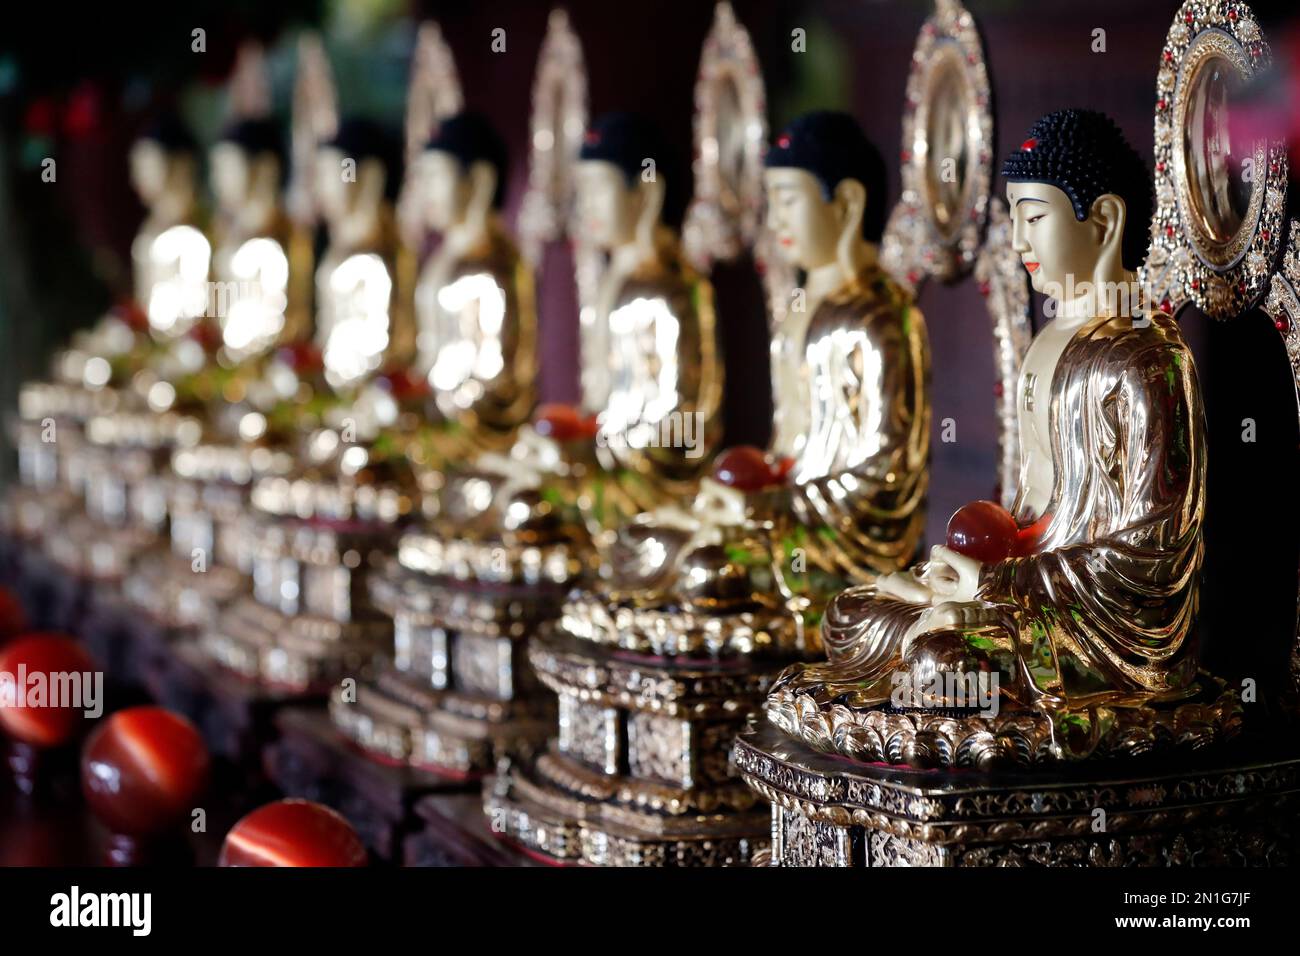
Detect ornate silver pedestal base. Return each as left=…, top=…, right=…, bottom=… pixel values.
left=733, top=721, right=1300, bottom=867
left=482, top=632, right=775, bottom=866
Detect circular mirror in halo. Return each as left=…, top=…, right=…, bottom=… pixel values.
left=880, top=0, right=992, bottom=287
left=681, top=2, right=768, bottom=272
left=1181, top=49, right=1252, bottom=246
left=1146, top=2, right=1287, bottom=319
left=917, top=40, right=974, bottom=243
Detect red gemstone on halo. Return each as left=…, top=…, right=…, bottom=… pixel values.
left=947, top=500, right=1018, bottom=563
left=1275, top=316, right=1290, bottom=333
left=0, top=634, right=96, bottom=747
left=1229, top=9, right=1238, bottom=20
left=1020, top=137, right=1036, bottom=151
left=81, top=707, right=210, bottom=837
left=1191, top=278, right=1200, bottom=290
left=1166, top=225, right=1176, bottom=238
left=1184, top=12, right=1194, bottom=23
left=220, top=799, right=367, bottom=867
left=1156, top=161, right=1166, bottom=172
left=1160, top=298, right=1173, bottom=313
left=1164, top=50, right=1174, bottom=62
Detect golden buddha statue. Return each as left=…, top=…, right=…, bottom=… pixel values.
left=770, top=110, right=1216, bottom=763
left=208, top=118, right=294, bottom=361
left=414, top=111, right=536, bottom=458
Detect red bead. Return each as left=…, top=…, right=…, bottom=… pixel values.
left=1160, top=298, right=1173, bottom=314
left=946, top=500, right=1018, bottom=563
left=1191, top=278, right=1200, bottom=290
left=1229, top=8, right=1238, bottom=20
left=1163, top=50, right=1174, bottom=62
left=277, top=341, right=323, bottom=374
left=533, top=403, right=599, bottom=441
left=220, top=799, right=366, bottom=867
left=0, top=634, right=96, bottom=747
left=1157, top=99, right=1166, bottom=111
left=1275, top=316, right=1290, bottom=333
left=713, top=445, right=785, bottom=491
left=1166, top=225, right=1176, bottom=238
left=377, top=366, right=430, bottom=402
left=0, top=587, right=27, bottom=647
left=1156, top=161, right=1166, bottom=172
left=1020, top=138, right=1036, bottom=152
left=1185, top=12, right=1194, bottom=23
left=81, top=707, right=210, bottom=837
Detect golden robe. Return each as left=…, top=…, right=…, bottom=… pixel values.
left=776, top=309, right=1206, bottom=715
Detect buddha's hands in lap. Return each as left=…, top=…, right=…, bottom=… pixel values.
left=875, top=545, right=983, bottom=606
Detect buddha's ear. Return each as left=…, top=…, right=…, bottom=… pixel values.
left=634, top=174, right=666, bottom=247
left=357, top=157, right=387, bottom=208
left=467, top=159, right=497, bottom=220
left=833, top=177, right=866, bottom=239
left=1089, top=193, right=1127, bottom=259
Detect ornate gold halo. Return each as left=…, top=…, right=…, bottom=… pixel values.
left=681, top=1, right=769, bottom=272
left=517, top=8, right=589, bottom=266
left=397, top=21, right=464, bottom=246
left=1145, top=0, right=1287, bottom=319
left=880, top=0, right=993, bottom=287
left=1262, top=220, right=1300, bottom=697
left=285, top=32, right=338, bottom=228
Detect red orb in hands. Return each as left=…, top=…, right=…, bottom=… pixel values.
left=713, top=446, right=791, bottom=491
left=533, top=403, right=599, bottom=442
left=377, top=366, right=431, bottom=402
left=220, top=799, right=367, bottom=867
left=946, top=500, right=1019, bottom=563
left=276, top=341, right=323, bottom=374
left=0, top=634, right=96, bottom=747
left=0, top=587, right=27, bottom=646
left=81, top=707, right=210, bottom=837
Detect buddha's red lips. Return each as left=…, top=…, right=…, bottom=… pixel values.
left=1024, top=261, right=1040, bottom=273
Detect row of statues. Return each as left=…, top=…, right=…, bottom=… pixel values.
left=7, top=0, right=1292, bottom=867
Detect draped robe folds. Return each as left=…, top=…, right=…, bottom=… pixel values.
left=775, top=310, right=1207, bottom=727
left=596, top=262, right=723, bottom=509
left=775, top=267, right=930, bottom=584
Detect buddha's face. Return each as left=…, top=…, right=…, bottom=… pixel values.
left=210, top=143, right=250, bottom=215
left=575, top=159, right=639, bottom=251
left=1007, top=181, right=1107, bottom=297
left=763, top=167, right=841, bottom=270
left=416, top=149, right=470, bottom=232
left=129, top=140, right=170, bottom=206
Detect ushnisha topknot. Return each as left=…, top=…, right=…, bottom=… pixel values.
left=425, top=111, right=509, bottom=210
left=578, top=112, right=687, bottom=228
left=764, top=111, right=887, bottom=242
left=1002, top=108, right=1153, bottom=270
left=323, top=117, right=404, bottom=201
left=139, top=110, right=198, bottom=156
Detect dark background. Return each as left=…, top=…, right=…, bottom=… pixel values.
left=1, top=0, right=1297, bottom=694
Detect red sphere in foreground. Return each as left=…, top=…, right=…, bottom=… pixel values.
left=0, top=634, right=96, bottom=747
left=81, top=707, right=210, bottom=837
left=220, top=799, right=367, bottom=867
left=946, top=500, right=1019, bottom=563
left=533, top=403, right=600, bottom=442
left=0, top=587, right=27, bottom=646
left=712, top=445, right=791, bottom=491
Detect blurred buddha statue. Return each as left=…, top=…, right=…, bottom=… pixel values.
left=569, top=111, right=929, bottom=656
left=772, top=110, right=1209, bottom=759
left=311, top=118, right=406, bottom=394
left=128, top=112, right=211, bottom=341
left=414, top=112, right=535, bottom=455
left=208, top=118, right=293, bottom=360
left=576, top=111, right=723, bottom=513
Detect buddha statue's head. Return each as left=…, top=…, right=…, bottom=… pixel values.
left=415, top=111, right=508, bottom=235
left=575, top=112, right=684, bottom=254
left=313, top=117, right=402, bottom=235
left=210, top=117, right=286, bottom=222
left=129, top=112, right=198, bottom=212
left=1002, top=109, right=1152, bottom=310
left=763, top=111, right=886, bottom=276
